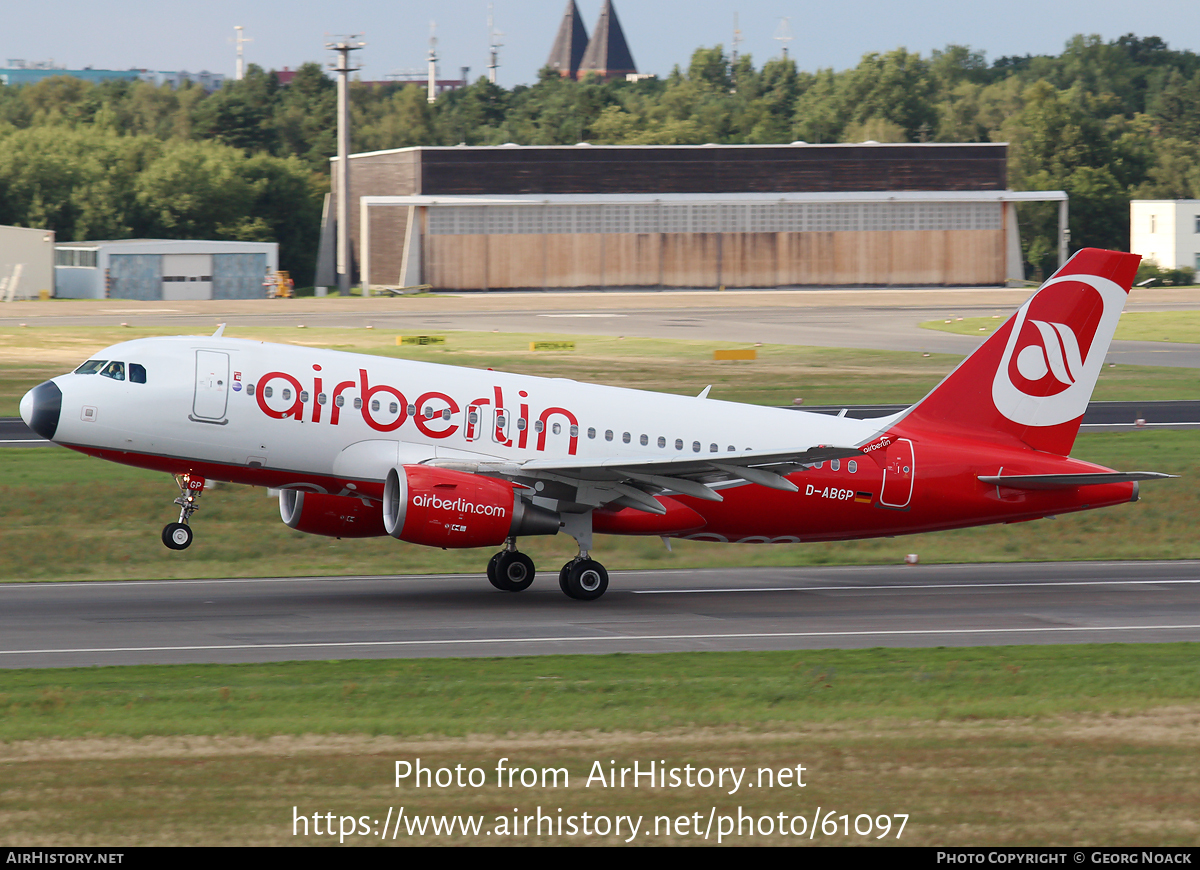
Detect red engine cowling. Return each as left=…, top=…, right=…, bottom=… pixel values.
left=383, top=465, right=559, bottom=548
left=279, top=490, right=389, bottom=538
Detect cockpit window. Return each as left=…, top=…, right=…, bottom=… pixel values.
left=130, top=363, right=147, bottom=384
left=74, top=360, right=107, bottom=375
left=100, top=361, right=126, bottom=381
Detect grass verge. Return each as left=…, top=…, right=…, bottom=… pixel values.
left=1, top=646, right=1199, bottom=845
left=921, top=310, right=1200, bottom=343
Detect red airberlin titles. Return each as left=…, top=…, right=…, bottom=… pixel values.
left=19, top=248, right=1174, bottom=599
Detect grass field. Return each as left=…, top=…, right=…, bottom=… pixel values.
left=922, top=310, right=1200, bottom=343
left=1, top=646, right=1199, bottom=845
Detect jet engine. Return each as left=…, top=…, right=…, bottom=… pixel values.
left=383, top=465, right=559, bottom=548
left=279, top=490, right=389, bottom=538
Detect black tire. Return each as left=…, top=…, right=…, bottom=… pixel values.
left=565, top=559, right=608, bottom=601
left=162, top=522, right=193, bottom=550
left=559, top=561, right=575, bottom=598
left=486, top=551, right=505, bottom=590
left=494, top=551, right=535, bottom=592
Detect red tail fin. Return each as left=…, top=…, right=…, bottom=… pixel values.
left=900, top=248, right=1140, bottom=456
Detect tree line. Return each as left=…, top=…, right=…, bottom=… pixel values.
left=1, top=33, right=1198, bottom=282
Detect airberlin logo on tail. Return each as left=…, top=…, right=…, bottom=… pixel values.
left=992, top=274, right=1126, bottom=427
left=1013, top=319, right=1083, bottom=393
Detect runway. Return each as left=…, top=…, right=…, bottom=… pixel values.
left=2, top=561, right=1198, bottom=667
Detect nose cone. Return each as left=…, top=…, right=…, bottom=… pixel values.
left=20, top=380, right=62, bottom=441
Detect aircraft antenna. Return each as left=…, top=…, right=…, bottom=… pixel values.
left=773, top=17, right=794, bottom=60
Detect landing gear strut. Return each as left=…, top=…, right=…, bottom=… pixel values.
left=487, top=538, right=535, bottom=592
left=162, top=473, right=204, bottom=550
left=558, top=511, right=608, bottom=600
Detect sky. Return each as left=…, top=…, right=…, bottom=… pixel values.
left=3, top=0, right=1199, bottom=88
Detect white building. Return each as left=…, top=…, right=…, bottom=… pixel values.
left=0, top=224, right=55, bottom=300
left=54, top=239, right=278, bottom=300
left=1130, top=200, right=1200, bottom=272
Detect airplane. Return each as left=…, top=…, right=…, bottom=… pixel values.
left=19, top=248, right=1175, bottom=600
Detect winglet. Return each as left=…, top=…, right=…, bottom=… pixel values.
left=697, top=385, right=712, bottom=399
left=212, top=323, right=226, bottom=338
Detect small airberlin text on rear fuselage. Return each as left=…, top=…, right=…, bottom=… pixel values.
left=411, top=493, right=508, bottom=517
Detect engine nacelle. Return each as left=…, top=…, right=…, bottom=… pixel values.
left=279, top=490, right=389, bottom=538
left=383, top=465, right=559, bottom=548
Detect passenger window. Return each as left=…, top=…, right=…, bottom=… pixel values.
left=74, top=360, right=107, bottom=375
left=605, top=430, right=614, bottom=442
left=640, top=434, right=648, bottom=446
left=129, top=363, right=147, bottom=384
left=847, top=460, right=858, bottom=473
left=100, top=361, right=125, bottom=381
left=657, top=436, right=666, bottom=448
left=831, top=459, right=841, bottom=471
left=622, top=432, right=631, bottom=444
left=588, top=427, right=596, bottom=439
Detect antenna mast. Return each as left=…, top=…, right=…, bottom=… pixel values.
left=233, top=25, right=253, bottom=80
left=325, top=35, right=365, bottom=297
left=773, top=17, right=794, bottom=60
left=487, top=3, right=504, bottom=85
left=427, top=21, right=438, bottom=103
left=731, top=12, right=743, bottom=92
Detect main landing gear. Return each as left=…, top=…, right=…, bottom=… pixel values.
left=485, top=512, right=610, bottom=600
left=487, top=539, right=535, bottom=592
left=162, top=473, right=204, bottom=551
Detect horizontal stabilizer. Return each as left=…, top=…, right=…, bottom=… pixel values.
left=979, top=471, right=1177, bottom=490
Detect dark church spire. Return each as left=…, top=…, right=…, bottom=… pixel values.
left=578, top=0, right=637, bottom=81
left=547, top=0, right=590, bottom=80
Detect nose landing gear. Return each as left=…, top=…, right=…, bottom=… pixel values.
left=162, top=473, right=204, bottom=550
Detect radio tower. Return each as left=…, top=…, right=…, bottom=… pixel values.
left=731, top=12, right=743, bottom=92
left=233, top=25, right=253, bottom=80
left=773, top=17, right=794, bottom=60
left=487, top=3, right=503, bottom=84
left=427, top=22, right=438, bottom=103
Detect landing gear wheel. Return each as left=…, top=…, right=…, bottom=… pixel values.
left=492, top=551, right=535, bottom=592
left=565, top=559, right=608, bottom=601
left=162, top=522, right=193, bottom=550
left=559, top=561, right=575, bottom=598
left=486, top=552, right=504, bottom=590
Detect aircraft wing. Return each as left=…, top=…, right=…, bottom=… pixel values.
left=427, top=445, right=865, bottom=514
